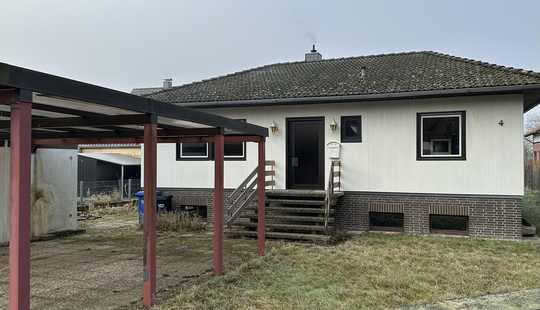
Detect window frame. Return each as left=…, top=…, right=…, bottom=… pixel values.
left=416, top=111, right=466, bottom=161
left=341, top=115, right=362, bottom=143
left=223, top=140, right=246, bottom=161
left=176, top=118, right=247, bottom=161
left=223, top=118, right=247, bottom=161
left=429, top=214, right=469, bottom=236
left=176, top=142, right=211, bottom=161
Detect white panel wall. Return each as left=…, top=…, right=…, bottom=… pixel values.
left=34, top=149, right=78, bottom=233
left=0, top=146, right=10, bottom=243
left=149, top=94, right=524, bottom=196
left=0, top=148, right=78, bottom=243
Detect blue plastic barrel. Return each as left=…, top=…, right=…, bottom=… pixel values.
left=135, top=191, right=145, bottom=224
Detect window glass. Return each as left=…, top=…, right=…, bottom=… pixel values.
left=369, top=212, right=404, bottom=231
left=430, top=215, right=468, bottom=234
left=223, top=119, right=246, bottom=159
left=181, top=143, right=208, bottom=158
left=224, top=141, right=244, bottom=158
left=418, top=112, right=465, bottom=160
left=341, top=116, right=362, bottom=142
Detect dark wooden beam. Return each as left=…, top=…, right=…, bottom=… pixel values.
left=0, top=114, right=152, bottom=129
left=0, top=62, right=268, bottom=136
left=31, top=102, right=189, bottom=131
left=0, top=90, right=16, bottom=105
left=32, top=137, right=144, bottom=146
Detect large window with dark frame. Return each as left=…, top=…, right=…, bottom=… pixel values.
left=417, top=111, right=466, bottom=160
left=223, top=119, right=247, bottom=160
left=177, top=142, right=210, bottom=160
left=341, top=115, right=362, bottom=143
left=176, top=119, right=247, bottom=161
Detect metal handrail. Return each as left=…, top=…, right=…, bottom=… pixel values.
left=225, top=160, right=275, bottom=225
left=227, top=167, right=258, bottom=204
left=324, top=160, right=340, bottom=232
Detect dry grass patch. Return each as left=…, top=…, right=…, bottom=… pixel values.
left=158, top=233, right=540, bottom=310
left=157, top=213, right=207, bottom=233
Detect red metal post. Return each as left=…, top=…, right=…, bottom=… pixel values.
left=213, top=134, right=224, bottom=275
left=9, top=100, right=32, bottom=310
left=257, top=139, right=266, bottom=256
left=143, top=123, right=157, bottom=307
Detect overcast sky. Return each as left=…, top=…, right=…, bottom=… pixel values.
left=1, top=0, right=540, bottom=116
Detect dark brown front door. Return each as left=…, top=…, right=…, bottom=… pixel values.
left=286, top=117, right=324, bottom=189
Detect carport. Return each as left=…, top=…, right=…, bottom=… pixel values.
left=0, top=62, right=268, bottom=309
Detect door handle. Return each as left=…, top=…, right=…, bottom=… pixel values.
left=291, top=157, right=299, bottom=167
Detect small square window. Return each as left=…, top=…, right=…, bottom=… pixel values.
left=177, top=142, right=210, bottom=160
left=417, top=111, right=466, bottom=160
left=430, top=215, right=468, bottom=235
left=341, top=116, right=362, bottom=143
left=369, top=212, right=404, bottom=232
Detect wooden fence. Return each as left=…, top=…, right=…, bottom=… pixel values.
left=525, top=160, right=540, bottom=191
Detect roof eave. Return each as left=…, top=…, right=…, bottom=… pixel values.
left=174, top=84, right=540, bottom=110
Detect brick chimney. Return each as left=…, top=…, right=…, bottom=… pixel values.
left=163, top=78, right=173, bottom=89
left=305, top=45, right=322, bottom=62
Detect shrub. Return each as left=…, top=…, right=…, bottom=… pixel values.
left=523, top=191, right=540, bottom=235
left=86, top=191, right=122, bottom=208
left=157, top=212, right=206, bottom=233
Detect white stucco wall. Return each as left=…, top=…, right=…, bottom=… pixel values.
left=0, top=148, right=78, bottom=243
left=147, top=94, right=524, bottom=196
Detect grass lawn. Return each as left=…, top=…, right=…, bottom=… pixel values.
left=158, top=233, right=540, bottom=310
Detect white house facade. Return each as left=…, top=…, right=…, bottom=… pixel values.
left=142, top=50, right=540, bottom=240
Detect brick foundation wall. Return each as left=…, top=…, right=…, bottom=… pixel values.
left=336, top=191, right=522, bottom=240
left=160, top=188, right=522, bottom=240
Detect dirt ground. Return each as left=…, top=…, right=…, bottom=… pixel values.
left=0, top=211, right=260, bottom=310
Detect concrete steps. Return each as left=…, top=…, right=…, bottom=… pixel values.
left=245, top=214, right=334, bottom=223
left=227, top=230, right=331, bottom=242
left=234, top=221, right=332, bottom=232
left=246, top=206, right=334, bottom=214
left=227, top=189, right=341, bottom=242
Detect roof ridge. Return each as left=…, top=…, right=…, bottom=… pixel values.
left=146, top=51, right=428, bottom=96
left=424, top=51, right=540, bottom=79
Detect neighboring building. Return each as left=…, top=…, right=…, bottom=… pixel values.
left=131, top=78, right=174, bottom=96
left=145, top=49, right=540, bottom=240
left=78, top=144, right=141, bottom=198
left=525, top=127, right=540, bottom=160
left=0, top=148, right=78, bottom=244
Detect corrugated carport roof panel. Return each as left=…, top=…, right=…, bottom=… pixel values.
left=78, top=152, right=141, bottom=166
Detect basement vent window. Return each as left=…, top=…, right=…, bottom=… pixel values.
left=369, top=212, right=404, bottom=232
left=430, top=215, right=468, bottom=235
left=177, top=143, right=210, bottom=160
left=417, top=111, right=466, bottom=160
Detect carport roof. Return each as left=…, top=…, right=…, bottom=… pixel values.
left=0, top=62, right=268, bottom=142
left=78, top=152, right=141, bottom=166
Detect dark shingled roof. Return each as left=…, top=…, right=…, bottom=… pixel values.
left=146, top=51, right=540, bottom=107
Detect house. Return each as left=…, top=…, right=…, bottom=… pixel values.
left=144, top=49, right=540, bottom=240
left=525, top=127, right=540, bottom=160
left=131, top=78, right=174, bottom=96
